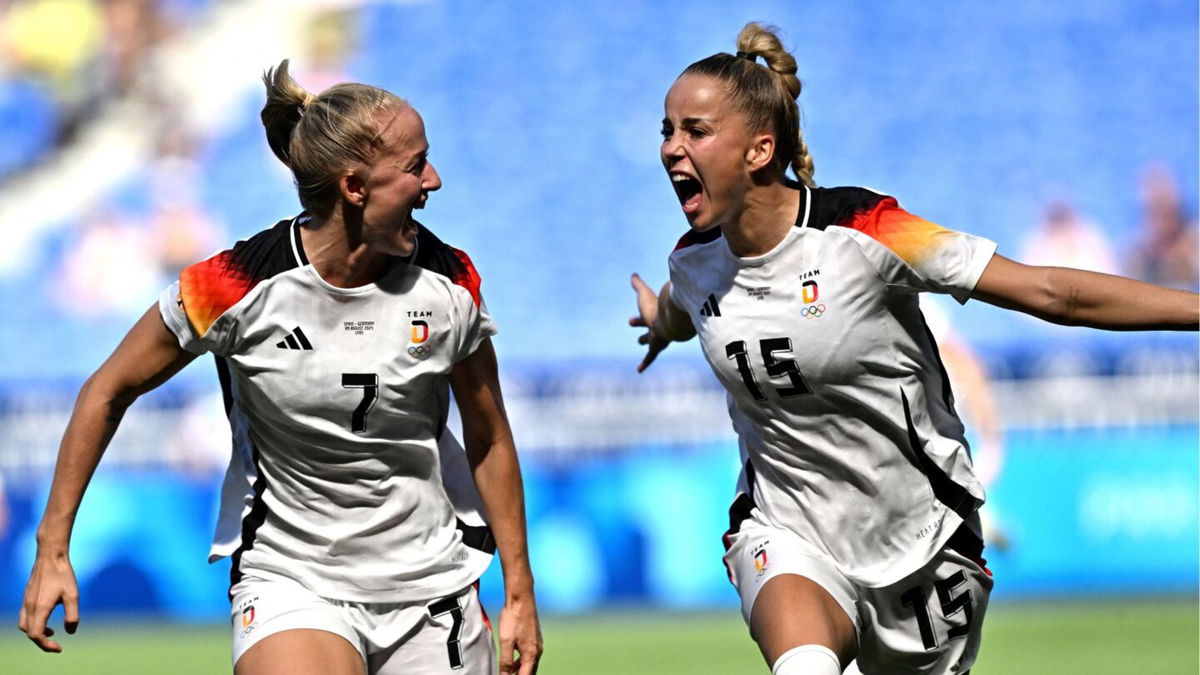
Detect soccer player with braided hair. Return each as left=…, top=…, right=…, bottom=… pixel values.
left=631, top=22, right=1198, bottom=675
left=21, top=60, right=542, bottom=675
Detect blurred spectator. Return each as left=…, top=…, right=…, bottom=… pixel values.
left=1019, top=200, right=1118, bottom=274
left=1, top=0, right=103, bottom=144
left=148, top=127, right=225, bottom=278
left=1127, top=163, right=1199, bottom=289
left=53, top=204, right=163, bottom=319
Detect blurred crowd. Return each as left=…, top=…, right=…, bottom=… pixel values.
left=0, top=1, right=1195, bottom=323
left=1020, top=163, right=1198, bottom=290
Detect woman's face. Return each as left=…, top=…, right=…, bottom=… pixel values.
left=661, top=74, right=757, bottom=231
left=357, top=105, right=442, bottom=256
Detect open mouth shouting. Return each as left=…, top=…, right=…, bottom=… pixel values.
left=671, top=172, right=703, bottom=216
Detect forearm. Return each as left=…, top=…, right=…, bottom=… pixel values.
left=37, top=378, right=131, bottom=551
left=977, top=263, right=1199, bottom=330
left=1038, top=267, right=1198, bottom=329
left=654, top=282, right=696, bottom=342
left=468, top=436, right=535, bottom=596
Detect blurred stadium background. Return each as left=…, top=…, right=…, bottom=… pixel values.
left=0, top=0, right=1196, bottom=672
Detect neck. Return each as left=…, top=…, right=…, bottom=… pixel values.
left=301, top=208, right=390, bottom=288
left=721, top=179, right=801, bottom=258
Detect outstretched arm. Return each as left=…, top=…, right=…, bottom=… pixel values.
left=629, top=274, right=696, bottom=372
left=972, top=254, right=1199, bottom=330
left=19, top=304, right=197, bottom=652
left=449, top=339, right=542, bottom=675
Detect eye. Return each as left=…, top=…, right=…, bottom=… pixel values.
left=409, top=154, right=428, bottom=175
left=660, top=125, right=673, bottom=140
left=687, top=127, right=707, bottom=139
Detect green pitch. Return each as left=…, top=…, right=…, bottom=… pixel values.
left=2, top=598, right=1195, bottom=674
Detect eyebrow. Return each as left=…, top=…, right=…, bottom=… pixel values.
left=662, top=117, right=710, bottom=127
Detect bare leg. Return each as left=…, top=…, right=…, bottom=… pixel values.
left=750, top=573, right=857, bottom=671
left=236, top=629, right=366, bottom=675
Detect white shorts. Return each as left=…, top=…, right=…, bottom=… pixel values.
left=230, top=573, right=494, bottom=675
left=724, top=507, right=993, bottom=675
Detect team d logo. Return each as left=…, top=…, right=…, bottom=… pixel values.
left=800, top=280, right=825, bottom=319
left=752, top=543, right=769, bottom=576
left=801, top=280, right=819, bottom=304
left=241, top=605, right=256, bottom=628
left=409, top=320, right=433, bottom=359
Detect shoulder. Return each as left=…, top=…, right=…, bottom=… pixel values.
left=669, top=227, right=724, bottom=271
left=807, top=186, right=899, bottom=232
left=408, top=221, right=483, bottom=306
left=179, top=217, right=303, bottom=336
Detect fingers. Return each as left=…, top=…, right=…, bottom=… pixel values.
left=498, top=636, right=516, bottom=674
left=64, top=593, right=80, bottom=634
left=629, top=315, right=648, bottom=327
left=630, top=273, right=650, bottom=293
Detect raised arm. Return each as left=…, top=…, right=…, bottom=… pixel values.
left=19, top=304, right=197, bottom=652
left=629, top=274, right=696, bottom=372
left=972, top=253, right=1199, bottom=330
left=448, top=338, right=542, bottom=675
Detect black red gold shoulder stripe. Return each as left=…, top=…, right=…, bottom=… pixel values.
left=673, top=226, right=723, bottom=251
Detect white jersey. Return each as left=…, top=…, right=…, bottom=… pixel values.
left=159, top=215, right=496, bottom=603
left=668, top=185, right=997, bottom=588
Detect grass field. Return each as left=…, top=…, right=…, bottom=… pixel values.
left=2, top=598, right=1196, bottom=674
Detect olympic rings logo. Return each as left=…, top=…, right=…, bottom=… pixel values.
left=800, top=303, right=826, bottom=319
left=408, top=345, right=433, bottom=359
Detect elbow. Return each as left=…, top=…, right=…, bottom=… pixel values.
left=78, top=371, right=139, bottom=418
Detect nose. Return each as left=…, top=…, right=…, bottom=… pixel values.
left=423, top=161, right=442, bottom=192
left=661, top=132, right=683, bottom=166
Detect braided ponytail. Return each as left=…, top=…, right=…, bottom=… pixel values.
left=683, top=23, right=816, bottom=187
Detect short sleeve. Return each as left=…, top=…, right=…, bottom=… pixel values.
left=159, top=281, right=210, bottom=354
left=453, top=289, right=498, bottom=363
left=837, top=196, right=996, bottom=303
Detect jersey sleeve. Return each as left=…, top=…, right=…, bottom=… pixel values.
left=157, top=249, right=254, bottom=355
left=836, top=195, right=997, bottom=303
left=447, top=247, right=498, bottom=363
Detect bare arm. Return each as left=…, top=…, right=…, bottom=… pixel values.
left=629, top=274, right=696, bottom=372
left=19, top=304, right=197, bottom=652
left=972, top=253, right=1199, bottom=330
left=448, top=339, right=542, bottom=675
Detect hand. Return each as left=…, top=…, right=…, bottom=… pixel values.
left=629, top=273, right=671, bottom=372
left=497, top=591, right=542, bottom=674
left=18, top=551, right=80, bottom=652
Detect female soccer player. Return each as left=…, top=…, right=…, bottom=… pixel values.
left=631, top=23, right=1198, bottom=675
left=20, top=61, right=542, bottom=675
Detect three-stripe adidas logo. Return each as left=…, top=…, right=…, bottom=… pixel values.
left=276, top=326, right=313, bottom=350
left=699, top=293, right=722, bottom=317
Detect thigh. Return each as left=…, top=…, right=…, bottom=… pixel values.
left=856, top=549, right=993, bottom=675
left=369, top=586, right=495, bottom=675
left=237, top=629, right=366, bottom=675
left=725, top=516, right=859, bottom=668
left=751, top=574, right=858, bottom=669
left=231, top=575, right=366, bottom=675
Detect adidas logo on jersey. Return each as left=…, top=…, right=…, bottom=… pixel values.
left=276, top=326, right=313, bottom=350
left=699, top=293, right=722, bottom=317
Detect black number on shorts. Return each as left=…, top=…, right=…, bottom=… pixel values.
left=341, top=373, right=378, bottom=434
left=900, top=585, right=938, bottom=650
left=935, top=571, right=973, bottom=642
left=725, top=338, right=813, bottom=402
left=429, top=596, right=465, bottom=670
left=900, top=571, right=975, bottom=651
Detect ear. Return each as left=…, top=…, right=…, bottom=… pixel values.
left=340, top=171, right=367, bottom=207
left=745, top=133, right=776, bottom=172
